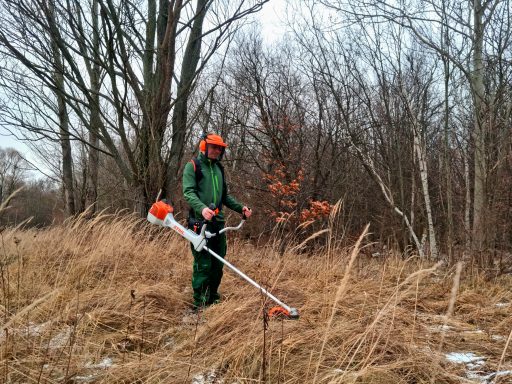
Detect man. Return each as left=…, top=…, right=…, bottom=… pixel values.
left=182, top=133, right=252, bottom=309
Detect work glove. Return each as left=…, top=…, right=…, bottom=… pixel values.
left=202, top=207, right=216, bottom=221
left=242, top=206, right=252, bottom=219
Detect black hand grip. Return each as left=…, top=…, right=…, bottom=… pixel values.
left=207, top=203, right=217, bottom=222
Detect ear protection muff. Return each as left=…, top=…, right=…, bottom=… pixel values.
left=199, top=133, right=209, bottom=152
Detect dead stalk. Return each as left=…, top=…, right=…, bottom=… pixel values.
left=184, top=301, right=205, bottom=384
left=140, top=294, right=146, bottom=361
left=495, top=328, right=512, bottom=382
left=312, top=224, right=369, bottom=384
left=431, top=261, right=463, bottom=384
left=3, top=328, right=8, bottom=383
left=15, top=237, right=21, bottom=315
left=261, top=306, right=269, bottom=383
left=123, top=289, right=135, bottom=363
left=277, top=317, right=284, bottom=384
left=65, top=285, right=81, bottom=380
left=1, top=233, right=10, bottom=321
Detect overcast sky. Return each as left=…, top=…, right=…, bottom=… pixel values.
left=259, top=0, right=287, bottom=43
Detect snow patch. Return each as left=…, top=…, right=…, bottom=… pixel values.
left=445, top=352, right=512, bottom=383
left=0, top=321, right=52, bottom=342
left=182, top=311, right=206, bottom=326
left=466, top=370, right=512, bottom=383
left=446, top=352, right=485, bottom=364
left=85, top=357, right=114, bottom=369
left=0, top=321, right=73, bottom=350
left=26, top=321, right=53, bottom=336
left=463, top=329, right=484, bottom=335
left=466, top=359, right=485, bottom=370
left=49, top=325, right=73, bottom=349
left=430, top=324, right=454, bottom=332
left=192, top=369, right=224, bottom=384
left=72, top=375, right=97, bottom=383
left=162, top=336, right=175, bottom=349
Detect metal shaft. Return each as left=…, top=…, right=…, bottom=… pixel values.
left=203, top=245, right=292, bottom=312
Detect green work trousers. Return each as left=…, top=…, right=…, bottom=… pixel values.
left=190, top=221, right=226, bottom=308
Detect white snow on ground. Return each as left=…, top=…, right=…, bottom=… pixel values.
left=25, top=321, right=53, bottom=336
left=72, top=375, right=96, bottom=383
left=446, top=352, right=485, bottom=364
left=48, top=325, right=73, bottom=349
left=191, top=369, right=243, bottom=384
left=445, top=352, right=512, bottom=383
left=462, top=329, right=485, bottom=335
left=0, top=321, right=52, bottom=342
left=64, top=357, right=114, bottom=383
left=192, top=369, right=224, bottom=384
left=437, top=324, right=454, bottom=331
left=0, top=321, right=75, bottom=350
left=85, top=357, right=114, bottom=369
left=466, top=370, right=512, bottom=383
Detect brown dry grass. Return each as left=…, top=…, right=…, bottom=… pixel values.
left=0, top=212, right=511, bottom=383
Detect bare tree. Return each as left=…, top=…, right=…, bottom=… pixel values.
left=48, top=0, right=76, bottom=215
left=317, top=0, right=510, bottom=253
left=0, top=0, right=269, bottom=216
left=290, top=4, right=437, bottom=255
left=0, top=148, right=27, bottom=207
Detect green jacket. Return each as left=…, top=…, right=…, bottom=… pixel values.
left=182, top=152, right=243, bottom=222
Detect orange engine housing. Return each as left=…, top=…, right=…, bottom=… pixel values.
left=149, top=201, right=173, bottom=221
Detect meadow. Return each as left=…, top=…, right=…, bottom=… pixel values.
left=0, top=212, right=511, bottom=383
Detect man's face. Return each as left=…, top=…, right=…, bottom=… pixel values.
left=206, top=144, right=223, bottom=160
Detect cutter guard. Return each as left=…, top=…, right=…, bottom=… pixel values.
left=268, top=306, right=300, bottom=320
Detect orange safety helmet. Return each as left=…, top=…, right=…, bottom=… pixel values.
left=199, top=133, right=228, bottom=152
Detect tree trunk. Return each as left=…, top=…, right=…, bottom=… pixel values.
left=441, top=11, right=454, bottom=261
left=471, top=0, right=487, bottom=252
left=133, top=0, right=184, bottom=209
left=402, top=88, right=438, bottom=259
left=443, top=68, right=454, bottom=261
left=413, top=123, right=439, bottom=259
left=86, top=112, right=100, bottom=212
left=464, top=147, right=471, bottom=253
left=352, top=140, right=425, bottom=258
left=85, top=0, right=101, bottom=214
left=166, top=0, right=208, bottom=198
left=55, top=71, right=75, bottom=216
left=49, top=0, right=75, bottom=216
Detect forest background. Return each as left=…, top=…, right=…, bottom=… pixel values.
left=0, top=0, right=511, bottom=267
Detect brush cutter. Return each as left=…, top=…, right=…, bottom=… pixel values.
left=147, top=200, right=299, bottom=320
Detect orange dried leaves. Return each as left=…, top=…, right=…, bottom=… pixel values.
left=264, top=166, right=332, bottom=224
left=300, top=200, right=333, bottom=222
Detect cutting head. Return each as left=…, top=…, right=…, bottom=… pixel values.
left=268, top=306, right=300, bottom=320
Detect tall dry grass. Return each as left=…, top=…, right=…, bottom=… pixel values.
left=0, top=212, right=511, bottom=383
